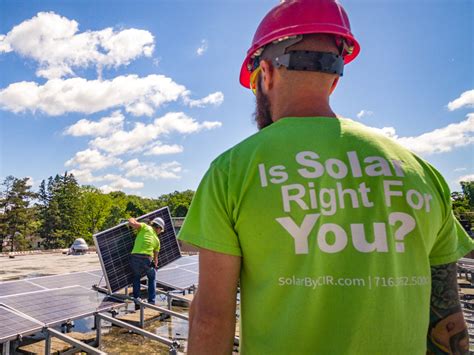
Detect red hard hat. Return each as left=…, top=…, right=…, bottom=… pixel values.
left=240, top=0, right=360, bottom=88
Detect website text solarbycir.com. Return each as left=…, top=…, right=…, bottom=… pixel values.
left=278, top=275, right=430, bottom=289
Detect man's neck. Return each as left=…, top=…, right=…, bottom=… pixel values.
left=272, top=97, right=336, bottom=123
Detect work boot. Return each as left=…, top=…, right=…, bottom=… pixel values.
left=133, top=297, right=142, bottom=311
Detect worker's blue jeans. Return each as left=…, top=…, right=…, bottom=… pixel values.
left=130, top=254, right=156, bottom=304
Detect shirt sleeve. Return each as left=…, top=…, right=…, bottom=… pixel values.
left=429, top=211, right=473, bottom=265
left=178, top=161, right=242, bottom=257
left=154, top=236, right=160, bottom=252
left=428, top=168, right=474, bottom=265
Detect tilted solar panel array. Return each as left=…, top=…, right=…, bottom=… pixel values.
left=93, top=207, right=181, bottom=293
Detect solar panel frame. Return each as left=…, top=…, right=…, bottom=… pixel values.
left=0, top=286, right=122, bottom=327
left=93, top=207, right=181, bottom=293
left=0, top=306, right=42, bottom=342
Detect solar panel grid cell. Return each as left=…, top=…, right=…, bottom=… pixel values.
left=170, top=255, right=198, bottom=266
left=0, top=286, right=119, bottom=326
left=155, top=255, right=199, bottom=290
left=0, top=306, right=42, bottom=342
left=87, top=270, right=104, bottom=277
left=28, top=272, right=102, bottom=289
left=94, top=207, right=181, bottom=293
left=0, top=280, right=44, bottom=297
left=156, top=268, right=198, bottom=290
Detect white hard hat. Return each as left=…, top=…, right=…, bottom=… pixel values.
left=151, top=217, right=165, bottom=230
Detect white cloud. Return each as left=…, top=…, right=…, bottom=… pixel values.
left=196, top=39, right=208, bottom=56
left=395, top=114, right=474, bottom=155
left=356, top=110, right=373, bottom=119
left=366, top=114, right=474, bottom=156
left=0, top=34, right=12, bottom=52
left=0, top=12, right=154, bottom=79
left=100, top=174, right=144, bottom=193
left=185, top=91, right=224, bottom=108
left=64, top=111, right=124, bottom=137
left=68, top=169, right=103, bottom=184
left=90, top=112, right=221, bottom=155
left=65, top=149, right=122, bottom=170
left=454, top=167, right=467, bottom=172
left=122, top=159, right=182, bottom=180
left=366, top=126, right=398, bottom=139
left=0, top=74, right=188, bottom=116
left=447, top=90, right=474, bottom=111
left=458, top=174, right=474, bottom=182
left=25, top=176, right=35, bottom=188
left=68, top=168, right=143, bottom=192
left=145, top=143, right=184, bottom=156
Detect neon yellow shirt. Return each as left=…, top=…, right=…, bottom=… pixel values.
left=131, top=223, right=160, bottom=257
left=179, top=117, right=473, bottom=354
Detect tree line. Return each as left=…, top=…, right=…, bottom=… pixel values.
left=0, top=173, right=194, bottom=252
left=0, top=173, right=473, bottom=252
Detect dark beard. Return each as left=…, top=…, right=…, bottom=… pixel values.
left=253, top=78, right=273, bottom=130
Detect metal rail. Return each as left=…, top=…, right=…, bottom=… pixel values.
left=44, top=328, right=105, bottom=355
left=96, top=313, right=180, bottom=352
left=138, top=300, right=189, bottom=321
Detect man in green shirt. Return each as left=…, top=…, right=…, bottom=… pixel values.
left=128, top=217, right=163, bottom=308
left=179, top=0, right=473, bottom=354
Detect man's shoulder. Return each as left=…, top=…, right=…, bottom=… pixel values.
left=209, top=130, right=264, bottom=170
left=140, top=223, right=153, bottom=232
left=209, top=123, right=284, bottom=169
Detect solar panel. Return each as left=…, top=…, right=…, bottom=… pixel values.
left=0, top=280, right=45, bottom=297
left=170, top=255, right=198, bottom=266
left=87, top=270, right=104, bottom=277
left=0, top=306, right=42, bottom=342
left=93, top=207, right=181, bottom=293
left=156, top=255, right=199, bottom=290
left=27, top=272, right=102, bottom=289
left=0, top=286, right=120, bottom=326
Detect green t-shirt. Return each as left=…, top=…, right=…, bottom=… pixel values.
left=131, top=223, right=160, bottom=257
left=179, top=117, right=473, bottom=354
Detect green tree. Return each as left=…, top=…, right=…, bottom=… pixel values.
left=452, top=181, right=474, bottom=235
left=460, top=181, right=474, bottom=209
left=37, top=172, right=85, bottom=248
left=0, top=176, right=37, bottom=252
left=102, top=191, right=129, bottom=229
left=156, top=190, right=195, bottom=217
left=80, top=186, right=113, bottom=242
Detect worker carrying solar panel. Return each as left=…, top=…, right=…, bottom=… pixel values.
left=178, top=0, right=474, bottom=353
left=128, top=216, right=164, bottom=310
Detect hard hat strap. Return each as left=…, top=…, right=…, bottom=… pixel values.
left=250, top=36, right=303, bottom=71
left=273, top=50, right=344, bottom=76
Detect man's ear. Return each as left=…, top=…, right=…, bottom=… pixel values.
left=260, top=59, right=274, bottom=92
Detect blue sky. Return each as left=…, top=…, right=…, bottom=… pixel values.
left=0, top=0, right=472, bottom=197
